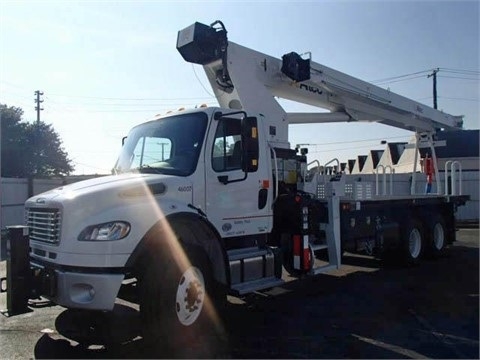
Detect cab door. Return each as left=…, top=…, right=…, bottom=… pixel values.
left=204, top=115, right=272, bottom=238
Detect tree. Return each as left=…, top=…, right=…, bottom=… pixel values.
left=1, top=104, right=74, bottom=177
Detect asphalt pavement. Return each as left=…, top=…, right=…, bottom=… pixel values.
left=0, top=228, right=478, bottom=359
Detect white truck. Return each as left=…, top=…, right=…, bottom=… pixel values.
left=2, top=20, right=468, bottom=355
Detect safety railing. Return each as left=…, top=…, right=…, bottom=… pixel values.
left=303, top=158, right=340, bottom=183
left=303, top=160, right=321, bottom=183
left=444, top=160, right=462, bottom=195
left=375, top=165, right=395, bottom=196
left=323, top=158, right=340, bottom=174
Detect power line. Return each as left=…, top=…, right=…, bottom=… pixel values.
left=438, top=75, right=480, bottom=81
left=47, top=92, right=214, bottom=101
left=370, top=68, right=479, bottom=86
left=57, top=109, right=188, bottom=113
left=0, top=89, right=35, bottom=100
left=439, top=68, right=480, bottom=75
left=39, top=96, right=217, bottom=113
left=370, top=70, right=431, bottom=84
left=0, top=80, right=31, bottom=90
left=371, top=74, right=428, bottom=86
left=416, top=96, right=433, bottom=101
left=71, top=160, right=112, bottom=173
left=192, top=64, right=215, bottom=98
left=44, top=100, right=216, bottom=107
left=0, top=80, right=215, bottom=101
left=308, top=142, right=390, bottom=155
left=438, top=96, right=479, bottom=102
left=40, top=104, right=217, bottom=113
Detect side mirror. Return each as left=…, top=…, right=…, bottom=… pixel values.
left=241, top=116, right=259, bottom=173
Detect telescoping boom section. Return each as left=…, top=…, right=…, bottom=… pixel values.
left=177, top=21, right=463, bottom=148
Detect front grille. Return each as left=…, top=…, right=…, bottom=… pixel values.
left=26, top=208, right=61, bottom=244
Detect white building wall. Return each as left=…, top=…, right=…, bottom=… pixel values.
left=394, top=147, right=422, bottom=173
left=351, top=156, right=367, bottom=174
left=0, top=177, right=96, bottom=260
left=1, top=178, right=29, bottom=230
left=377, top=148, right=394, bottom=169
left=360, top=155, right=375, bottom=174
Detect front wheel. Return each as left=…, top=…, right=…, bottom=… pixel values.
left=139, top=242, right=228, bottom=358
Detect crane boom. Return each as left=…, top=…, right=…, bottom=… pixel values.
left=177, top=21, right=463, bottom=148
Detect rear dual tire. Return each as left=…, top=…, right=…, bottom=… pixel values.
left=400, top=220, right=424, bottom=265
left=399, top=214, right=447, bottom=265
left=425, top=215, right=447, bottom=258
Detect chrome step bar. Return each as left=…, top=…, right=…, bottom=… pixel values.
left=230, top=277, right=285, bottom=295
left=227, top=246, right=283, bottom=296
left=310, top=243, right=328, bottom=251
left=309, top=264, right=337, bottom=276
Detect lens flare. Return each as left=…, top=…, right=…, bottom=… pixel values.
left=136, top=178, right=227, bottom=356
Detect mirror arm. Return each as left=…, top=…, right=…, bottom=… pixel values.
left=217, top=172, right=248, bottom=185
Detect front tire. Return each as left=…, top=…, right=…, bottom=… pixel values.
left=140, top=241, right=227, bottom=358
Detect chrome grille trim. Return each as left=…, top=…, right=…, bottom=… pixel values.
left=26, top=208, right=61, bottom=244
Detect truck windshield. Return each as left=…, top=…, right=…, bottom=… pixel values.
left=114, top=112, right=208, bottom=176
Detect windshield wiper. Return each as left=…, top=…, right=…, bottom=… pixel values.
left=136, top=164, right=163, bottom=174
left=115, top=165, right=162, bottom=174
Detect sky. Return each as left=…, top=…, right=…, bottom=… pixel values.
left=0, top=0, right=479, bottom=175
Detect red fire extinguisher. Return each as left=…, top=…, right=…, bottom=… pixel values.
left=424, top=154, right=434, bottom=194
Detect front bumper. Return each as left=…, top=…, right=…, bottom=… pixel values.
left=1, top=227, right=126, bottom=316
left=30, top=262, right=125, bottom=311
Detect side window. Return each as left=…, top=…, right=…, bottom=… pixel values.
left=212, top=118, right=242, bottom=172
left=131, top=137, right=172, bottom=168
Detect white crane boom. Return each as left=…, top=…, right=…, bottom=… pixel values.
left=177, top=21, right=463, bottom=148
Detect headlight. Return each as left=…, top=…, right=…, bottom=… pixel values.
left=78, top=221, right=130, bottom=241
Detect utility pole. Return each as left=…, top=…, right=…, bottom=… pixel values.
left=34, top=90, right=44, bottom=123
left=427, top=68, right=439, bottom=109
left=0, top=109, right=2, bottom=178
left=33, top=90, right=44, bottom=177
left=159, top=142, right=169, bottom=160
left=0, top=109, right=2, bottom=250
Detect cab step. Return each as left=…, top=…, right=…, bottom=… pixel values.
left=227, top=246, right=269, bottom=261
left=309, top=263, right=337, bottom=275
left=227, top=246, right=283, bottom=296
left=309, top=243, right=328, bottom=251
left=230, top=276, right=285, bottom=295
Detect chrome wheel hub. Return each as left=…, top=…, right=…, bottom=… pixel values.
left=433, top=223, right=445, bottom=250
left=409, top=228, right=422, bottom=259
left=175, top=267, right=205, bottom=326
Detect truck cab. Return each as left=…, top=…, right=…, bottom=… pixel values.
left=24, top=106, right=272, bottom=311
left=115, top=107, right=272, bottom=239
